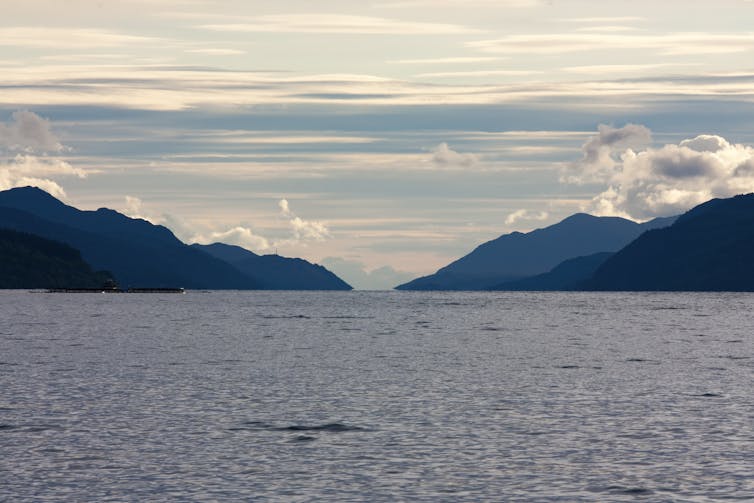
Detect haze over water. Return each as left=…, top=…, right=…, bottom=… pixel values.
left=2, top=291, right=752, bottom=501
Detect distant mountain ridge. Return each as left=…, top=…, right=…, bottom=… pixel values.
left=491, top=252, right=613, bottom=291
left=0, top=186, right=350, bottom=290
left=585, top=193, right=754, bottom=291
left=396, top=213, right=675, bottom=291
left=192, top=243, right=352, bottom=290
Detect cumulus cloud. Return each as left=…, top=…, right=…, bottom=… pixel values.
left=563, top=123, right=651, bottom=184
left=0, top=111, right=84, bottom=198
left=120, top=197, right=269, bottom=254
left=568, top=125, right=754, bottom=219
left=0, top=111, right=64, bottom=153
left=123, top=195, right=143, bottom=217
left=320, top=257, right=415, bottom=290
left=189, top=199, right=331, bottom=254
left=0, top=154, right=86, bottom=199
left=430, top=142, right=478, bottom=168
left=193, top=226, right=271, bottom=252
left=504, top=209, right=549, bottom=226
left=279, top=198, right=331, bottom=241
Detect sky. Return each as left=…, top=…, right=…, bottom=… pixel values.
left=2, top=0, right=754, bottom=288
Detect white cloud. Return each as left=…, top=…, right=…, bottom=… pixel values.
left=575, top=26, right=641, bottom=33
left=376, top=0, right=539, bottom=7
left=4, top=63, right=754, bottom=111
left=279, top=198, right=331, bottom=241
left=176, top=199, right=332, bottom=255
left=563, top=124, right=651, bottom=184
left=0, top=111, right=64, bottom=153
left=0, top=112, right=84, bottom=198
left=561, top=63, right=698, bottom=74
left=415, top=69, right=541, bottom=79
left=192, top=226, right=271, bottom=252
left=467, top=32, right=754, bottom=55
left=121, top=195, right=155, bottom=222
left=199, top=14, right=478, bottom=35
left=5, top=154, right=86, bottom=179
left=0, top=155, right=86, bottom=199
left=185, top=48, right=245, bottom=56
left=430, top=142, right=478, bottom=168
left=0, top=27, right=159, bottom=49
left=504, top=209, right=549, bottom=226
left=0, top=173, right=66, bottom=199
left=559, top=17, right=645, bottom=23
left=388, top=56, right=501, bottom=65
left=567, top=125, right=754, bottom=219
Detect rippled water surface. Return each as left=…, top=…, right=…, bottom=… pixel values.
left=1, top=291, right=753, bottom=501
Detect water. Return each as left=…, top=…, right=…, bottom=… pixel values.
left=1, top=291, right=752, bottom=502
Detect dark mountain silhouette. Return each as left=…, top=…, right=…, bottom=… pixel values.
left=192, top=243, right=352, bottom=290
left=0, top=186, right=180, bottom=247
left=491, top=252, right=613, bottom=291
left=396, top=213, right=675, bottom=290
left=0, top=186, right=352, bottom=290
left=0, top=228, right=111, bottom=289
left=0, top=186, right=259, bottom=289
left=586, top=193, right=754, bottom=291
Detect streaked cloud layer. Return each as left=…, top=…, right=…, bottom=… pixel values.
left=3, top=0, right=754, bottom=287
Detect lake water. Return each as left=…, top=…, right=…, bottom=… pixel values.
left=1, top=291, right=752, bottom=501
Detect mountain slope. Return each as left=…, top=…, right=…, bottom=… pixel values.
left=491, top=252, right=613, bottom=291
left=396, top=214, right=675, bottom=291
left=192, top=243, right=352, bottom=290
left=586, top=193, right=754, bottom=291
left=0, top=228, right=111, bottom=289
left=0, top=187, right=259, bottom=289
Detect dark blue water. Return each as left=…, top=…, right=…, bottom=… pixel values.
left=1, top=291, right=752, bottom=501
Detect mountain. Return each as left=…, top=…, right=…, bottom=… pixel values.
left=491, top=252, right=613, bottom=291
left=0, top=228, right=111, bottom=289
left=0, top=186, right=258, bottom=289
left=586, top=193, right=754, bottom=291
left=191, top=243, right=352, bottom=290
left=396, top=213, right=676, bottom=290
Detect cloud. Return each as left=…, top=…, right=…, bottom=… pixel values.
left=467, top=32, right=754, bottom=55
left=559, top=17, right=645, bottom=23
left=320, top=257, right=415, bottom=290
left=561, top=63, right=698, bottom=75
left=0, top=111, right=64, bottom=153
left=376, top=0, right=539, bottom=7
left=199, top=14, right=478, bottom=35
left=279, top=198, right=331, bottom=241
left=415, top=69, right=541, bottom=79
left=0, top=27, right=159, bottom=49
left=0, top=155, right=86, bottom=199
left=562, top=124, right=651, bottom=184
left=121, top=195, right=157, bottom=223
left=5, top=63, right=754, bottom=111
left=184, top=48, right=245, bottom=56
left=504, top=209, right=549, bottom=226
left=567, top=126, right=754, bottom=219
left=127, top=195, right=319, bottom=253
left=388, top=56, right=501, bottom=65
left=0, top=112, right=83, bottom=198
left=193, top=226, right=271, bottom=252
left=430, top=142, right=478, bottom=168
